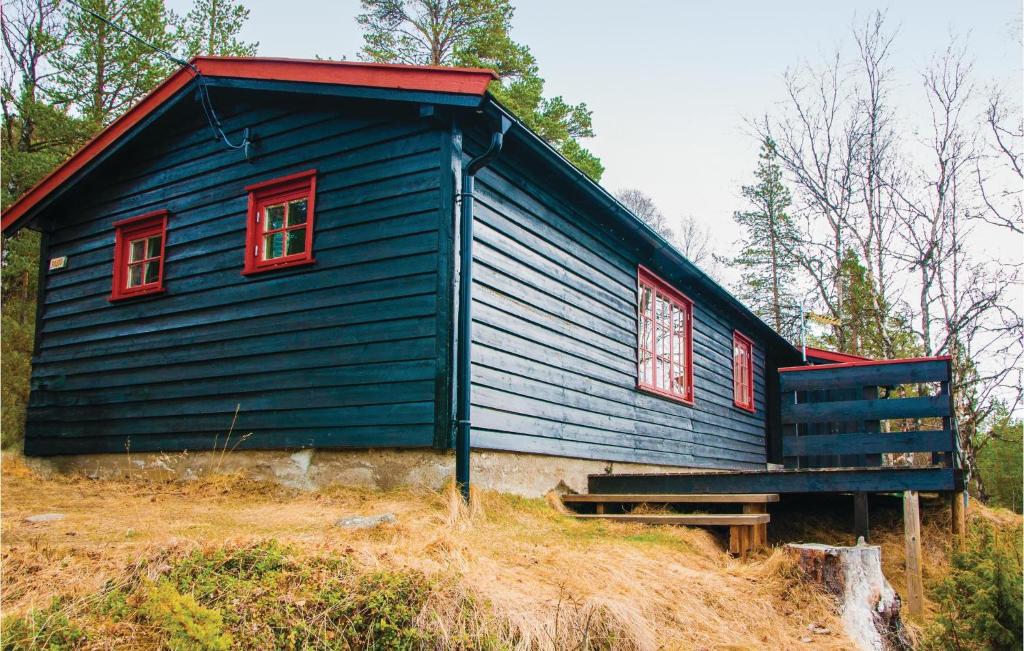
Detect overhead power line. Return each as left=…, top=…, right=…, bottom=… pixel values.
left=62, top=0, right=253, bottom=158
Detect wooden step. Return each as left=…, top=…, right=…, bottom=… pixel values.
left=562, top=493, right=779, bottom=504
left=571, top=513, right=770, bottom=526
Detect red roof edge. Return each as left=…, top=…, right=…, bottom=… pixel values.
left=779, top=355, right=952, bottom=373
left=1, top=57, right=497, bottom=234
left=802, top=346, right=873, bottom=364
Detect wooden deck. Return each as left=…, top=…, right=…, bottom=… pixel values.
left=588, top=466, right=959, bottom=495
left=569, top=356, right=968, bottom=575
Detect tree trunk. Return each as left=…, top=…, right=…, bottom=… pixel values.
left=787, top=542, right=911, bottom=650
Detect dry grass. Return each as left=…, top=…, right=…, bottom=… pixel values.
left=3, top=453, right=994, bottom=649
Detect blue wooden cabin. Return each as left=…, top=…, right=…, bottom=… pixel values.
left=2, top=58, right=963, bottom=502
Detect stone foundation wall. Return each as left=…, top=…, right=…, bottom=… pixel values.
left=25, top=448, right=714, bottom=497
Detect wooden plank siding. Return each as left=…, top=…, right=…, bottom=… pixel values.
left=24, top=91, right=450, bottom=455
left=464, top=132, right=770, bottom=469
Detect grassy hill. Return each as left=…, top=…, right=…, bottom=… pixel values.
left=1, top=454, right=1019, bottom=649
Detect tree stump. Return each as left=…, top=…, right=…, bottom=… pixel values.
left=787, top=540, right=911, bottom=651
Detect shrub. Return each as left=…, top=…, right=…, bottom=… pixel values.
left=142, top=579, right=232, bottom=651
left=922, top=519, right=1023, bottom=650
left=0, top=597, right=85, bottom=650
left=319, top=570, right=432, bottom=649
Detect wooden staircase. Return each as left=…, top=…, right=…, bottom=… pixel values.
left=561, top=492, right=778, bottom=558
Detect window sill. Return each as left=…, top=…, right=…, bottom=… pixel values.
left=242, top=257, right=316, bottom=276
left=734, top=402, right=756, bottom=414
left=108, top=287, right=166, bottom=302
left=637, top=383, right=694, bottom=406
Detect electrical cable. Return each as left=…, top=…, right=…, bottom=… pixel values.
left=63, top=0, right=253, bottom=159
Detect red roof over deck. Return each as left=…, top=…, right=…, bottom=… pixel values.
left=1, top=57, right=498, bottom=234
left=779, top=354, right=952, bottom=373
left=802, top=346, right=873, bottom=365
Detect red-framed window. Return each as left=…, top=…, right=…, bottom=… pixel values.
left=243, top=169, right=317, bottom=274
left=733, top=331, right=755, bottom=412
left=637, top=266, right=694, bottom=404
left=109, top=209, right=168, bottom=301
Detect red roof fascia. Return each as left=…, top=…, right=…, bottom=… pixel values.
left=803, top=346, right=873, bottom=364
left=1, top=57, right=497, bottom=234
left=779, top=355, right=952, bottom=373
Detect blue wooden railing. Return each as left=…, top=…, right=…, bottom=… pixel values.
left=779, top=357, right=959, bottom=473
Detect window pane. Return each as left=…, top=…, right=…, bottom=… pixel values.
left=638, top=310, right=652, bottom=386
left=639, top=348, right=652, bottom=385
left=143, top=260, right=160, bottom=284
left=285, top=228, right=306, bottom=255
left=655, top=296, right=670, bottom=359
left=639, top=285, right=653, bottom=315
left=263, top=233, right=284, bottom=260
left=146, top=235, right=162, bottom=258
left=127, top=262, right=144, bottom=287
left=287, top=199, right=308, bottom=226
left=265, top=204, right=285, bottom=230
left=672, top=334, right=685, bottom=394
left=129, top=239, right=145, bottom=262
left=656, top=354, right=670, bottom=390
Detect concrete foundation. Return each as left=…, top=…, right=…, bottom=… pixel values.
left=24, top=448, right=706, bottom=497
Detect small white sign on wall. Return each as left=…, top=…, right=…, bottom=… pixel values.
left=48, top=256, right=68, bottom=271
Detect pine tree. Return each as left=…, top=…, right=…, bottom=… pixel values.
left=176, top=0, right=257, bottom=59
left=355, top=0, right=603, bottom=180
left=815, top=249, right=922, bottom=359
left=51, top=0, right=178, bottom=128
left=974, top=404, right=1024, bottom=513
left=731, top=137, right=801, bottom=340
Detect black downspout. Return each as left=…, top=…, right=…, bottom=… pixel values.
left=455, top=113, right=512, bottom=502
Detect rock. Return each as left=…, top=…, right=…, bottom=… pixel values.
left=787, top=541, right=911, bottom=651
left=335, top=513, right=397, bottom=529
left=25, top=513, right=65, bottom=523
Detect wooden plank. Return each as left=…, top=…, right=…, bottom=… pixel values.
left=903, top=491, right=924, bottom=618
left=783, top=430, right=951, bottom=457
left=562, top=493, right=779, bottom=504
left=780, top=359, right=950, bottom=391
left=572, top=513, right=770, bottom=526
left=782, top=395, right=950, bottom=424
left=23, top=424, right=436, bottom=456
left=588, top=466, right=958, bottom=495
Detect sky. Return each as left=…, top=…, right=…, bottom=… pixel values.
left=168, top=0, right=1022, bottom=276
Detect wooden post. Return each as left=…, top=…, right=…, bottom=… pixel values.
left=951, top=490, right=967, bottom=545
left=903, top=490, right=924, bottom=618
left=743, top=503, right=768, bottom=550
left=595, top=503, right=605, bottom=515
left=854, top=492, right=870, bottom=542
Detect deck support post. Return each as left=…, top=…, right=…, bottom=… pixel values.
left=742, top=503, right=768, bottom=549
left=951, top=490, right=967, bottom=545
left=903, top=490, right=924, bottom=618
left=853, top=492, right=870, bottom=541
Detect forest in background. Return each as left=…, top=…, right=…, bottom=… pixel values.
left=1, top=1, right=1021, bottom=511
left=617, top=12, right=1023, bottom=511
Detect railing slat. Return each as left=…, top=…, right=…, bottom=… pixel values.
left=780, top=360, right=950, bottom=392
left=781, top=395, right=951, bottom=424
left=783, top=430, right=951, bottom=457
